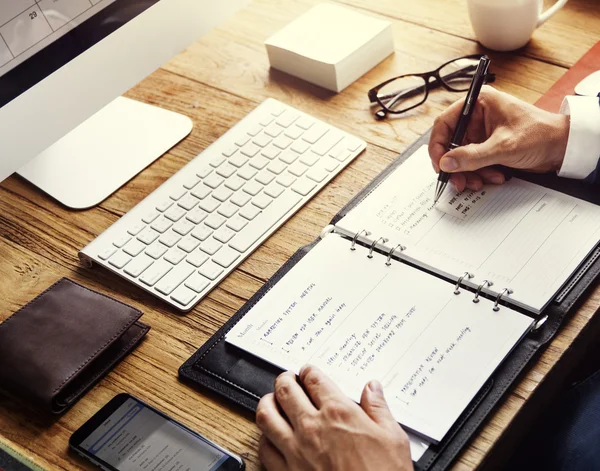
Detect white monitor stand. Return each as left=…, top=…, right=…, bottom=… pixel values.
left=17, top=97, right=193, bottom=210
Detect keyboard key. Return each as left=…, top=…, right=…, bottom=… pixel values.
left=239, top=204, right=261, bottom=221
left=246, top=124, right=262, bottom=137
left=191, top=225, right=213, bottom=241
left=183, top=175, right=201, bottom=190
left=205, top=213, right=226, bottom=230
left=229, top=153, right=249, bottom=168
left=217, top=202, right=239, bottom=218
left=191, top=185, right=211, bottom=200
left=261, top=146, right=281, bottom=160
left=270, top=105, right=286, bottom=117
left=213, top=246, right=241, bottom=268
left=300, top=153, right=319, bottom=167
left=224, top=175, right=246, bottom=191
left=323, top=158, right=340, bottom=172
left=142, top=211, right=160, bottom=224
left=306, top=168, right=328, bottom=183
left=288, top=161, right=308, bottom=177
left=164, top=247, right=187, bottom=265
left=171, top=285, right=197, bottom=307
left=170, top=188, right=187, bottom=201
left=178, top=193, right=199, bottom=211
left=290, top=140, right=310, bottom=154
left=209, top=156, right=225, bottom=168
left=98, top=246, right=117, bottom=261
left=140, top=260, right=172, bottom=287
left=250, top=156, right=269, bottom=170
left=252, top=193, right=273, bottom=209
left=276, top=111, right=299, bottom=128
left=124, top=254, right=154, bottom=278
left=302, top=124, right=328, bottom=144
left=156, top=200, right=173, bottom=212
left=185, top=273, right=210, bottom=293
left=235, top=135, right=250, bottom=147
left=178, top=235, right=201, bottom=253
left=230, top=191, right=302, bottom=253
left=186, top=250, right=209, bottom=268
left=200, top=238, right=222, bottom=255
left=285, top=126, right=304, bottom=141
left=264, top=123, right=283, bottom=138
left=186, top=208, right=208, bottom=224
left=145, top=242, right=168, bottom=260
left=279, top=150, right=299, bottom=165
left=241, top=143, right=261, bottom=158
left=267, top=160, right=286, bottom=175
left=333, top=150, right=353, bottom=162
left=127, top=221, right=146, bottom=236
left=256, top=170, right=275, bottom=186
left=151, top=216, right=173, bottom=234
left=216, top=162, right=237, bottom=178
left=296, top=116, right=314, bottom=130
left=198, top=197, right=220, bottom=213
left=165, top=205, right=186, bottom=222
left=264, top=182, right=286, bottom=198
left=259, top=115, right=274, bottom=126
left=231, top=192, right=251, bottom=207
left=273, top=135, right=293, bottom=149
left=347, top=138, right=363, bottom=152
left=108, top=251, right=131, bottom=269
left=311, top=130, right=343, bottom=156
left=212, top=186, right=233, bottom=202
left=204, top=173, right=224, bottom=189
left=113, top=234, right=131, bottom=248
left=253, top=134, right=272, bottom=148
left=159, top=230, right=181, bottom=248
left=237, top=166, right=258, bottom=181
left=137, top=227, right=160, bottom=245
left=222, top=146, right=238, bottom=157
left=155, top=264, right=194, bottom=295
left=214, top=226, right=236, bottom=244
left=276, top=173, right=296, bottom=188
left=123, top=239, right=146, bottom=257
left=243, top=180, right=263, bottom=196
left=196, top=166, right=213, bottom=179
left=199, top=261, right=224, bottom=281
left=292, top=179, right=317, bottom=196
left=173, top=219, right=195, bottom=236
left=226, top=215, right=249, bottom=232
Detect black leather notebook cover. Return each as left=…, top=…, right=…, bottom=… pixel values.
left=179, top=130, right=600, bottom=470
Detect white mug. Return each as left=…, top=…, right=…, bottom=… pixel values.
left=467, top=0, right=569, bottom=51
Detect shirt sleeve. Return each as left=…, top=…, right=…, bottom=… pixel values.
left=557, top=95, right=600, bottom=179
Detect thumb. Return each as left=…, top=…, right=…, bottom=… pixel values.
left=360, top=380, right=396, bottom=428
left=439, top=137, right=506, bottom=173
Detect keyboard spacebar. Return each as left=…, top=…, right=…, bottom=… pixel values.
left=229, top=191, right=303, bottom=253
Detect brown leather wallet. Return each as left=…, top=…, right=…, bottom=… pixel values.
left=0, top=278, right=150, bottom=414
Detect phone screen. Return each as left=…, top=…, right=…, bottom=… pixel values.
left=76, top=397, right=230, bottom=471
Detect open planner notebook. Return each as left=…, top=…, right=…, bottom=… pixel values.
left=226, top=146, right=600, bottom=446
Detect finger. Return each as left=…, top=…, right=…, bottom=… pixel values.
left=360, top=380, right=398, bottom=431
left=256, top=393, right=295, bottom=455
left=299, top=365, right=346, bottom=409
left=274, top=371, right=317, bottom=429
left=450, top=173, right=466, bottom=192
left=475, top=167, right=506, bottom=185
left=440, top=136, right=506, bottom=173
left=464, top=172, right=483, bottom=191
left=428, top=97, right=467, bottom=167
left=258, top=436, right=289, bottom=471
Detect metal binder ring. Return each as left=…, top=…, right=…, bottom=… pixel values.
left=385, top=244, right=406, bottom=266
left=367, top=237, right=388, bottom=258
left=473, top=280, right=493, bottom=303
left=350, top=230, right=371, bottom=251
left=493, top=288, right=513, bottom=312
left=454, top=272, right=474, bottom=295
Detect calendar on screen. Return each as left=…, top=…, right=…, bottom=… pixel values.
left=0, top=0, right=116, bottom=77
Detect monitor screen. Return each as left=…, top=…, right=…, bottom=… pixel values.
left=0, top=0, right=160, bottom=108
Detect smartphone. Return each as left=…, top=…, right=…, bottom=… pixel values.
left=69, top=393, right=244, bottom=471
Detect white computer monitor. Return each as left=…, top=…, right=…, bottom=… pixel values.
left=0, top=0, right=243, bottom=208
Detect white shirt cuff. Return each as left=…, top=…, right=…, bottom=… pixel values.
left=557, top=96, right=600, bottom=179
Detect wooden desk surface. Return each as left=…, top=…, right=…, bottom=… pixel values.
left=1, top=0, right=599, bottom=469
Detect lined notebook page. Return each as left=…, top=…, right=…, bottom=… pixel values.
left=226, top=235, right=532, bottom=443
left=335, top=146, right=600, bottom=313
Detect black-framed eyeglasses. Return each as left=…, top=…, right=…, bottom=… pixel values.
left=368, top=54, right=496, bottom=120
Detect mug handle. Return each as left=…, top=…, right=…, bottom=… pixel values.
left=537, top=0, right=568, bottom=27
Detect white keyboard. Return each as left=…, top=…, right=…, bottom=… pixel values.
left=80, top=99, right=366, bottom=311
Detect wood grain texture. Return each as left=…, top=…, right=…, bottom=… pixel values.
left=0, top=0, right=599, bottom=470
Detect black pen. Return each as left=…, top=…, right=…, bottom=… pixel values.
left=434, top=55, right=491, bottom=204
